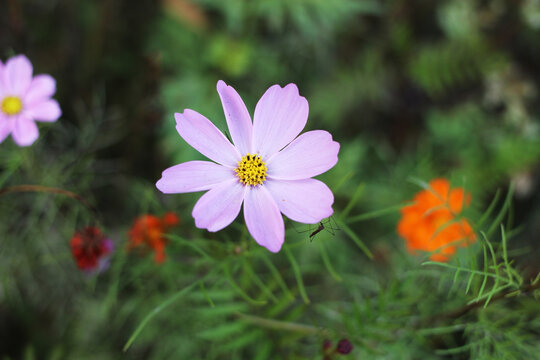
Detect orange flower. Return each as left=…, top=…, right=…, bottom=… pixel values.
left=397, top=178, right=476, bottom=262
left=127, top=212, right=180, bottom=263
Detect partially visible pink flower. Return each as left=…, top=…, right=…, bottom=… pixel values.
left=0, top=55, right=61, bottom=146
left=156, top=81, right=339, bottom=252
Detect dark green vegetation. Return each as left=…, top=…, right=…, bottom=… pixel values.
left=1, top=0, right=539, bottom=359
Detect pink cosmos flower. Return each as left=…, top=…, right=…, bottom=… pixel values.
left=0, top=55, right=61, bottom=146
left=156, top=81, right=339, bottom=252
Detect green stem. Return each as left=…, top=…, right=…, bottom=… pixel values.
left=0, top=184, right=98, bottom=219
left=235, top=313, right=328, bottom=336
left=123, top=273, right=213, bottom=352
left=284, top=246, right=310, bottom=304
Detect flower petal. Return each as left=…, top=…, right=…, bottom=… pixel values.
left=217, top=80, right=253, bottom=155
left=0, top=114, right=12, bottom=143
left=25, top=74, right=56, bottom=104
left=26, top=100, right=61, bottom=122
left=244, top=186, right=284, bottom=253
left=156, top=160, right=235, bottom=194
left=0, top=61, right=4, bottom=97
left=4, top=55, right=33, bottom=95
left=266, top=130, right=339, bottom=180
left=265, top=178, right=334, bottom=224
left=192, top=180, right=245, bottom=232
left=175, top=110, right=241, bottom=167
left=11, top=115, right=39, bottom=146
left=253, top=84, right=309, bottom=159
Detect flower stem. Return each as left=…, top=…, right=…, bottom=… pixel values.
left=235, top=312, right=328, bottom=336
left=0, top=184, right=98, bottom=219
left=425, top=280, right=540, bottom=323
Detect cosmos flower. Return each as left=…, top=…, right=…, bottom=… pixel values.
left=127, top=212, right=180, bottom=263
left=397, top=178, right=476, bottom=262
left=0, top=55, right=61, bottom=146
left=70, top=226, right=114, bottom=273
left=156, top=81, right=339, bottom=253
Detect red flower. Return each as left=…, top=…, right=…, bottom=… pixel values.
left=321, top=338, right=354, bottom=359
left=336, top=339, right=353, bottom=354
left=397, top=178, right=476, bottom=262
left=127, top=212, right=180, bottom=263
left=70, top=226, right=114, bottom=273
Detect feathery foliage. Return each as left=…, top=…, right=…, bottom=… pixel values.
left=1, top=0, right=539, bottom=359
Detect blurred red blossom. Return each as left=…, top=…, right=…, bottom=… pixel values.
left=127, top=212, right=180, bottom=263
left=70, top=226, right=114, bottom=273
left=322, top=338, right=354, bottom=359
left=336, top=339, right=353, bottom=354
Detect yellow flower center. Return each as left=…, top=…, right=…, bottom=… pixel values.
left=1, top=96, right=23, bottom=116
left=235, top=153, right=267, bottom=186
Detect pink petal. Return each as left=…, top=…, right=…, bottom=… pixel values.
left=156, top=160, right=236, bottom=194
left=25, top=74, right=56, bottom=104
left=4, top=55, right=33, bottom=95
left=266, top=130, right=339, bottom=180
left=0, top=115, right=12, bottom=143
left=252, top=84, right=309, bottom=159
left=0, top=61, right=4, bottom=97
left=175, top=110, right=241, bottom=167
left=244, top=186, right=284, bottom=253
left=192, top=180, right=245, bottom=232
left=265, top=178, right=334, bottom=224
left=26, top=100, right=61, bottom=122
left=217, top=80, right=253, bottom=155
left=11, top=115, right=39, bottom=146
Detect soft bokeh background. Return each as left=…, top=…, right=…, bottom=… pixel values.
left=1, top=0, right=539, bottom=359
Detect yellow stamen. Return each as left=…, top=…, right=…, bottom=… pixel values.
left=235, top=153, right=267, bottom=186
left=1, top=96, right=23, bottom=116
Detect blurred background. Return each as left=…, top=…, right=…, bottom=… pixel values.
left=1, top=0, right=539, bottom=359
